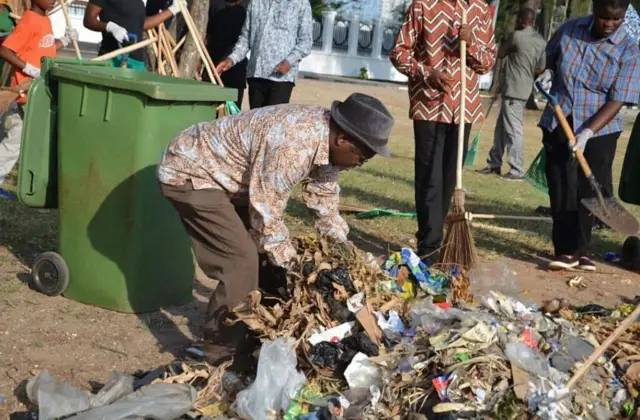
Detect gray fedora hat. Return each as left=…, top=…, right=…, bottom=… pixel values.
left=330, top=93, right=394, bottom=158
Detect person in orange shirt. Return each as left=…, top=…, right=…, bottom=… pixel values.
left=0, top=0, right=77, bottom=198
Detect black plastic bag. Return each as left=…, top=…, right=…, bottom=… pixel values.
left=317, top=268, right=357, bottom=295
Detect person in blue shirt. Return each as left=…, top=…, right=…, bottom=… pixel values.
left=536, top=0, right=640, bottom=272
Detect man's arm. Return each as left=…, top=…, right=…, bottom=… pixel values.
left=0, top=45, right=24, bottom=70
left=0, top=20, right=32, bottom=73
left=535, top=42, right=546, bottom=76
left=302, top=166, right=349, bottom=243
left=228, top=1, right=252, bottom=65
left=84, top=2, right=107, bottom=32
left=497, top=33, right=515, bottom=59
left=465, top=6, right=497, bottom=74
left=545, top=26, right=563, bottom=72
left=389, top=1, right=432, bottom=80
left=285, top=0, right=313, bottom=66
left=247, top=145, right=298, bottom=267
left=586, top=50, right=640, bottom=133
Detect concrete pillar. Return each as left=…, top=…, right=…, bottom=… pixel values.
left=371, top=19, right=383, bottom=59
left=348, top=15, right=360, bottom=56
left=321, top=11, right=337, bottom=53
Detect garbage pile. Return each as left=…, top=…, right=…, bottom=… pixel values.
left=22, top=239, right=640, bottom=419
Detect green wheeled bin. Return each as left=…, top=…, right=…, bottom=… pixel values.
left=18, top=64, right=236, bottom=313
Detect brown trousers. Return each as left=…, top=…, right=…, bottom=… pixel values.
left=160, top=182, right=259, bottom=338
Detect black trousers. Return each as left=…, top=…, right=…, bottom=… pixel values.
left=414, top=120, right=471, bottom=258
left=248, top=78, right=294, bottom=109
left=543, top=119, right=619, bottom=257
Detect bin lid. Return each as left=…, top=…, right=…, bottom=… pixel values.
left=50, top=65, right=237, bottom=102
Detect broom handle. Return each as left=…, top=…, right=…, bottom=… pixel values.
left=59, top=0, right=82, bottom=59
left=178, top=0, right=223, bottom=86
left=92, top=38, right=156, bottom=61
left=471, top=214, right=551, bottom=221
left=566, top=303, right=640, bottom=391
left=456, top=6, right=467, bottom=190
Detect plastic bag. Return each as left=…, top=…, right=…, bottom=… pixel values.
left=505, top=342, right=550, bottom=378
left=309, top=332, right=378, bottom=371
left=27, top=371, right=193, bottom=420
left=409, top=298, right=459, bottom=335
left=469, top=261, right=535, bottom=312
left=317, top=268, right=357, bottom=295
left=234, top=338, right=307, bottom=420
left=27, top=371, right=93, bottom=420
left=69, top=383, right=196, bottom=420
left=343, top=353, right=382, bottom=389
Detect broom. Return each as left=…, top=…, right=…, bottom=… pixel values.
left=439, top=6, right=480, bottom=269
left=463, top=94, right=498, bottom=167
left=524, top=146, right=548, bottom=193
left=0, top=80, right=30, bottom=114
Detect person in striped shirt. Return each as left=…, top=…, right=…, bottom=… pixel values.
left=536, top=0, right=640, bottom=272
left=390, top=0, right=496, bottom=262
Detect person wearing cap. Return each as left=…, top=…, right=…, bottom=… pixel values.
left=83, top=0, right=184, bottom=70
left=157, top=93, right=394, bottom=366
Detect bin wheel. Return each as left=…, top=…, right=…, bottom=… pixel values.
left=32, top=252, right=69, bottom=296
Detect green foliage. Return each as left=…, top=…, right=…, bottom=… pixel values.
left=310, top=0, right=343, bottom=19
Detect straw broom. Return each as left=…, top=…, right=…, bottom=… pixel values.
left=0, top=80, right=31, bottom=114
left=439, top=6, right=479, bottom=269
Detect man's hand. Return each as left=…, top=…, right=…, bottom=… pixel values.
left=573, top=128, right=594, bottom=153
left=274, top=60, right=291, bottom=75
left=458, top=24, right=474, bottom=45
left=22, top=63, right=40, bottom=79
left=106, top=22, right=129, bottom=43
left=426, top=69, right=453, bottom=93
left=536, top=69, right=554, bottom=93
left=216, top=58, right=233, bottom=75
left=337, top=240, right=358, bottom=255
left=60, top=28, right=79, bottom=48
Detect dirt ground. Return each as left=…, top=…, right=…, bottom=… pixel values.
left=1, top=78, right=639, bottom=418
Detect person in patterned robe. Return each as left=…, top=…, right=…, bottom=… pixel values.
left=390, top=0, right=497, bottom=262
left=157, top=93, right=394, bottom=367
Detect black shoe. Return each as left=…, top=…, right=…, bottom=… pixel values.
left=578, top=257, right=596, bottom=272
left=500, top=173, right=524, bottom=181
left=548, top=255, right=579, bottom=271
left=536, top=206, right=552, bottom=216
left=476, top=167, right=500, bottom=175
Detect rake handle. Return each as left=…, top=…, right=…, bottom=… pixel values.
left=566, top=303, right=640, bottom=391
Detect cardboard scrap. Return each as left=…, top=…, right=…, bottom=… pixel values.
left=355, top=301, right=384, bottom=346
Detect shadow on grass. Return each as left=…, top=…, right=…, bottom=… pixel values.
left=286, top=197, right=403, bottom=255
left=359, top=167, right=414, bottom=188
left=340, top=185, right=414, bottom=213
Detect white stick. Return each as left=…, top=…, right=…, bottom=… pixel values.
left=456, top=7, right=467, bottom=191
left=177, top=0, right=217, bottom=84
left=58, top=0, right=82, bottom=59
left=92, top=38, right=156, bottom=62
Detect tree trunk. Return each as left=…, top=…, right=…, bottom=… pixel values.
left=178, top=0, right=211, bottom=78
left=568, top=0, right=590, bottom=18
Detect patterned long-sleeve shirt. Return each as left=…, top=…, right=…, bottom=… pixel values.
left=539, top=16, right=640, bottom=136
left=157, top=105, right=349, bottom=266
left=228, top=0, right=313, bottom=83
left=390, top=0, right=496, bottom=123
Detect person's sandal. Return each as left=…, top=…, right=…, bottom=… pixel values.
left=578, top=257, right=596, bottom=272
left=548, top=255, right=579, bottom=271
